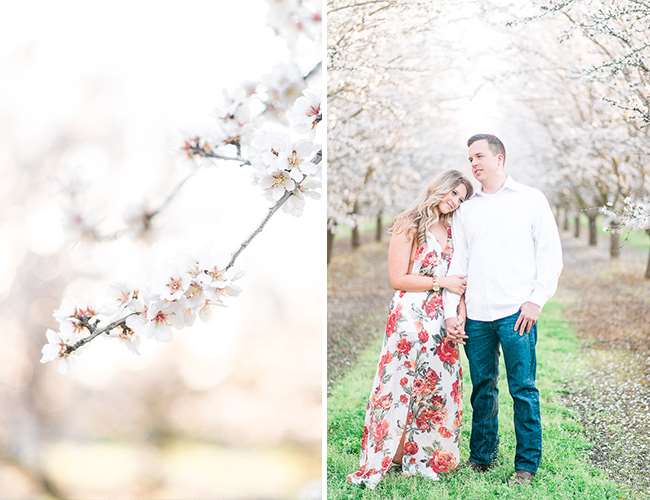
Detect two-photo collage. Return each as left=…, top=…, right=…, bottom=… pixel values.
left=1, top=1, right=649, bottom=499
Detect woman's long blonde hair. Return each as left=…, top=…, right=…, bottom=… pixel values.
left=390, top=169, right=474, bottom=247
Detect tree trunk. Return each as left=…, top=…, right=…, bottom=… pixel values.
left=350, top=200, right=361, bottom=250
left=351, top=225, right=360, bottom=249
left=574, top=214, right=581, bottom=238
left=327, top=227, right=335, bottom=265
left=587, top=215, right=598, bottom=246
left=645, top=230, right=650, bottom=279
left=375, top=212, right=383, bottom=242
left=562, top=208, right=569, bottom=231
left=609, top=229, right=620, bottom=258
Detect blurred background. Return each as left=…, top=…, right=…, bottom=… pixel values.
left=0, top=1, right=322, bottom=499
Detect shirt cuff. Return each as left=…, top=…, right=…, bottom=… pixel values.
left=527, top=290, right=548, bottom=310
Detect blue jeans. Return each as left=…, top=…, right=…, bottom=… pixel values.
left=464, top=311, right=541, bottom=474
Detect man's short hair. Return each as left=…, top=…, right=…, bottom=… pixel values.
left=467, top=134, right=506, bottom=163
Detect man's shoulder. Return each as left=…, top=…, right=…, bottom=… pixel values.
left=459, top=194, right=481, bottom=209
left=512, top=180, right=549, bottom=203
left=453, top=196, right=477, bottom=221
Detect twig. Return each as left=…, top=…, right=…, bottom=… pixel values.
left=147, top=169, right=200, bottom=220
left=304, top=61, right=322, bottom=81
left=61, top=149, right=322, bottom=356
left=226, top=149, right=322, bottom=270
left=72, top=169, right=202, bottom=242
left=71, top=58, right=320, bottom=244
left=65, top=312, right=138, bottom=355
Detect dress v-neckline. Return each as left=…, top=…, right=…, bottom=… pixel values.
left=428, top=225, right=450, bottom=254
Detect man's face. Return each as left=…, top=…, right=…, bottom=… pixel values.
left=468, top=139, right=503, bottom=183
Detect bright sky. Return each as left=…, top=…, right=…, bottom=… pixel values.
left=431, top=7, right=553, bottom=183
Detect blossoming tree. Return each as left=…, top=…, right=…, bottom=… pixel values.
left=327, top=0, right=464, bottom=261
left=513, top=0, right=650, bottom=272
left=41, top=0, right=324, bottom=372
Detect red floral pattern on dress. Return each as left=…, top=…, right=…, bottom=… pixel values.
left=404, top=441, right=419, bottom=455
left=436, top=337, right=460, bottom=365
left=428, top=449, right=458, bottom=473
left=451, top=379, right=461, bottom=406
left=438, top=426, right=453, bottom=439
left=348, top=225, right=462, bottom=489
left=385, top=304, right=402, bottom=337
left=423, top=292, right=443, bottom=319
left=396, top=338, right=412, bottom=356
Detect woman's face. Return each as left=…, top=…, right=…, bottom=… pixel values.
left=438, top=183, right=468, bottom=214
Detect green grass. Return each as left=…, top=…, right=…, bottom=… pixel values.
left=610, top=227, right=649, bottom=251
left=327, top=301, right=631, bottom=499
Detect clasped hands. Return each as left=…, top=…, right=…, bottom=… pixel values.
left=444, top=300, right=468, bottom=345
left=444, top=317, right=468, bottom=345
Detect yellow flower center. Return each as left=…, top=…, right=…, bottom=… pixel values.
left=271, top=172, right=286, bottom=188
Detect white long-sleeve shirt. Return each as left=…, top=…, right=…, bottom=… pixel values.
left=443, top=176, right=563, bottom=322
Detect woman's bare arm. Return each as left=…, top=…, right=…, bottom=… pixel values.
left=387, top=230, right=436, bottom=292
left=388, top=230, right=467, bottom=293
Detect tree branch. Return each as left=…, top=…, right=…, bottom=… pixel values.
left=60, top=149, right=322, bottom=357
left=225, top=149, right=322, bottom=270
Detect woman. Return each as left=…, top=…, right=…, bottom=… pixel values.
left=347, top=169, right=474, bottom=489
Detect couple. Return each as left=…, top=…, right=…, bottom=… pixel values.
left=347, top=134, right=563, bottom=489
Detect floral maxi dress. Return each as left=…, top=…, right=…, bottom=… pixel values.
left=347, top=227, right=463, bottom=489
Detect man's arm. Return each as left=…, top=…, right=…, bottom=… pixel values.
left=528, top=192, right=563, bottom=308
left=444, top=208, right=469, bottom=321
left=516, top=191, right=563, bottom=334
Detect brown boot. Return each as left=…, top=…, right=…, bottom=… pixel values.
left=508, top=470, right=535, bottom=486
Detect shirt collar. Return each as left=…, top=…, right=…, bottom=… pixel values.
left=475, top=176, right=521, bottom=196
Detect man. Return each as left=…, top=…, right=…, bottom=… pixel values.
left=443, top=134, right=563, bottom=485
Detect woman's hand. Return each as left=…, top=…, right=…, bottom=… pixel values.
left=440, top=275, right=466, bottom=295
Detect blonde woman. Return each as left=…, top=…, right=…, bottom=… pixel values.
left=348, top=169, right=474, bottom=489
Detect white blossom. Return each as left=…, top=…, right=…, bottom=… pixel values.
left=53, top=301, right=96, bottom=339
left=159, top=269, right=190, bottom=302
left=142, top=298, right=179, bottom=342
left=288, top=88, right=321, bottom=136
left=259, top=63, right=306, bottom=115
left=267, top=0, right=322, bottom=49
left=284, top=176, right=321, bottom=216
left=40, top=329, right=75, bottom=374
left=258, top=168, right=296, bottom=201
left=108, top=324, right=142, bottom=355
left=271, top=140, right=318, bottom=181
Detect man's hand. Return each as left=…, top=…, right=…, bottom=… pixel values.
left=514, top=302, right=541, bottom=336
left=445, top=317, right=468, bottom=345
